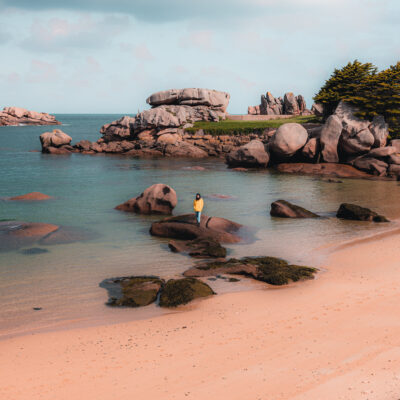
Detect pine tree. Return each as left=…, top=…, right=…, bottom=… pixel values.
left=314, top=60, right=377, bottom=117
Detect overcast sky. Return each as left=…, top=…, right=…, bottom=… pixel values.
left=0, top=0, right=399, bottom=114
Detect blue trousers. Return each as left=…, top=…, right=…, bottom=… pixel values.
left=195, top=211, right=201, bottom=224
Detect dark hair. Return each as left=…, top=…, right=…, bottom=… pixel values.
left=196, top=193, right=201, bottom=198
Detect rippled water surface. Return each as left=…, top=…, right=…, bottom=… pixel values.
left=1, top=114, right=399, bottom=338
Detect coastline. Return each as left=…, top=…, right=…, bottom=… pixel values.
left=2, top=224, right=400, bottom=399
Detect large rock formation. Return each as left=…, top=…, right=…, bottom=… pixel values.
left=116, top=184, right=177, bottom=215
left=100, top=116, right=135, bottom=142
left=269, top=123, right=308, bottom=158
left=226, top=140, right=269, bottom=168
left=40, top=129, right=72, bottom=154
left=0, top=107, right=61, bottom=126
left=320, top=115, right=343, bottom=163
left=146, top=88, right=230, bottom=112
left=248, top=92, right=309, bottom=116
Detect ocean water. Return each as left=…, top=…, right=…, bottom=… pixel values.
left=1, top=114, right=399, bottom=338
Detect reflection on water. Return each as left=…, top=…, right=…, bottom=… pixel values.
left=1, top=114, right=400, bottom=338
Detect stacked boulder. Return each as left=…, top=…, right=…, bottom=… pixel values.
left=40, top=129, right=73, bottom=154
left=0, top=107, right=61, bottom=126
left=248, top=92, right=310, bottom=116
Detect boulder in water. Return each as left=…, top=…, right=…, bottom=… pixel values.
left=150, top=214, right=242, bottom=243
left=116, top=184, right=177, bottom=215
left=270, top=200, right=319, bottom=218
left=336, top=203, right=389, bottom=222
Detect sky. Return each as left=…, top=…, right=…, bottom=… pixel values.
left=0, top=0, right=399, bottom=114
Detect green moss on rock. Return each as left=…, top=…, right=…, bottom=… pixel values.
left=159, top=278, right=215, bottom=308
left=100, top=276, right=164, bottom=307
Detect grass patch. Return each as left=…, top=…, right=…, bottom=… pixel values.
left=185, top=115, right=322, bottom=136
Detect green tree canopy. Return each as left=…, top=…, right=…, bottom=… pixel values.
left=314, top=60, right=400, bottom=137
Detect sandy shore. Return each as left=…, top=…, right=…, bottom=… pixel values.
left=2, top=230, right=400, bottom=400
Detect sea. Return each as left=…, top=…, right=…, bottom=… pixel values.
left=1, top=114, right=399, bottom=339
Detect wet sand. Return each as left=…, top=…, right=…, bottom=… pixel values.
left=1, top=229, right=400, bottom=399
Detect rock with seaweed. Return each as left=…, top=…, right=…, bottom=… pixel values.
left=336, top=203, right=389, bottom=222
left=184, top=256, right=317, bottom=286
left=168, top=237, right=227, bottom=258
left=158, top=278, right=215, bottom=308
left=100, top=276, right=164, bottom=307
left=270, top=200, right=320, bottom=218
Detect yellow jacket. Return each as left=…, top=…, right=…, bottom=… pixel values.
left=193, top=198, right=204, bottom=212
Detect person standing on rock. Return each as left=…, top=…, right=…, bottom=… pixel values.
left=193, top=193, right=204, bottom=225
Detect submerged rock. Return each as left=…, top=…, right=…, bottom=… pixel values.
left=116, top=183, right=177, bottom=215
left=336, top=203, right=389, bottom=222
left=150, top=214, right=242, bottom=243
left=20, top=247, right=49, bottom=255
left=168, top=237, right=227, bottom=258
left=270, top=200, right=319, bottom=218
left=100, top=276, right=164, bottom=307
left=159, top=278, right=214, bottom=308
left=9, top=192, right=53, bottom=201
left=276, top=163, right=374, bottom=179
left=184, top=256, right=317, bottom=286
left=38, top=226, right=98, bottom=245
left=0, top=221, right=59, bottom=251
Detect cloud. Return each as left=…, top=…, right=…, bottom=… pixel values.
left=0, top=0, right=282, bottom=23
left=120, top=43, right=155, bottom=61
left=20, top=14, right=131, bottom=52
left=25, top=59, right=58, bottom=83
left=180, top=30, right=216, bottom=52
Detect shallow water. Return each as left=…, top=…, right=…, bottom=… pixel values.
left=1, top=114, right=399, bottom=338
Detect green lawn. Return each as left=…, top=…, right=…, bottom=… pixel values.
left=185, top=115, right=322, bottom=135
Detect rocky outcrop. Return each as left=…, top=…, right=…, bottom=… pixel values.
left=311, top=103, right=324, bottom=116
left=100, top=116, right=135, bottom=142
left=100, top=276, right=164, bottom=307
left=226, top=140, right=269, bottom=168
left=9, top=192, right=52, bottom=201
left=183, top=256, right=317, bottom=286
left=248, top=91, right=310, bottom=116
left=168, top=237, right=227, bottom=258
left=336, top=203, right=389, bottom=222
left=116, top=184, right=177, bottom=215
left=40, top=129, right=72, bottom=154
left=159, top=278, right=214, bottom=308
left=150, top=214, right=242, bottom=243
left=147, top=88, right=230, bottom=112
left=320, top=115, right=343, bottom=162
left=269, top=123, right=308, bottom=158
left=302, top=137, right=320, bottom=160
left=0, top=107, right=61, bottom=126
left=270, top=200, right=319, bottom=218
